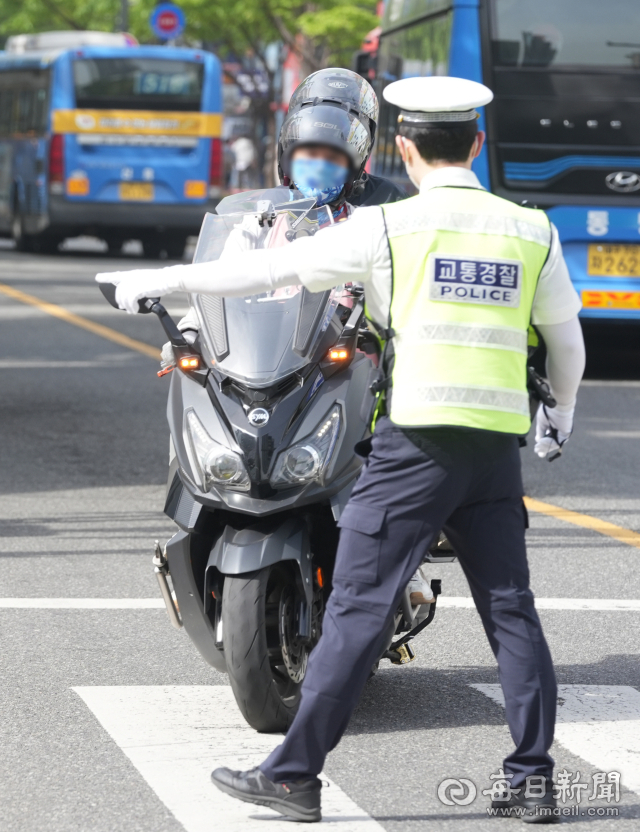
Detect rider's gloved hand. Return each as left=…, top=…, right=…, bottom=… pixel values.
left=96, top=268, right=182, bottom=314
left=534, top=401, right=575, bottom=460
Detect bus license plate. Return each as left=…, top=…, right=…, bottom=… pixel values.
left=587, top=244, right=640, bottom=277
left=582, top=290, right=640, bottom=309
left=119, top=182, right=154, bottom=201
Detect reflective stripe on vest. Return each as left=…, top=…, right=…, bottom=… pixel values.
left=417, top=385, right=530, bottom=416
left=382, top=187, right=551, bottom=434
left=417, top=322, right=528, bottom=354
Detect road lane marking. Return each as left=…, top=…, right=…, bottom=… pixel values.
left=73, top=686, right=383, bottom=831
left=474, top=684, right=640, bottom=795
left=2, top=597, right=640, bottom=610
left=439, top=597, right=640, bottom=611
left=524, top=497, right=640, bottom=550
left=587, top=430, right=640, bottom=438
left=0, top=281, right=159, bottom=360
left=0, top=598, right=165, bottom=609
left=0, top=358, right=138, bottom=369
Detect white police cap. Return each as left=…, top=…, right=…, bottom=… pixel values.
left=383, top=76, right=493, bottom=124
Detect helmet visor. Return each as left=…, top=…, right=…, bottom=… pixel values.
left=288, top=68, right=379, bottom=125
left=279, top=105, right=372, bottom=178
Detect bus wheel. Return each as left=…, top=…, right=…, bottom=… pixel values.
left=142, top=236, right=163, bottom=260
left=165, top=236, right=187, bottom=260
left=31, top=235, right=62, bottom=255
left=105, top=237, right=124, bottom=256
left=12, top=214, right=34, bottom=253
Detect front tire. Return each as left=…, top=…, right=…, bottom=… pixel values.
left=222, top=564, right=320, bottom=733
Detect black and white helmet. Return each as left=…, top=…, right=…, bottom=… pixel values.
left=278, top=68, right=379, bottom=201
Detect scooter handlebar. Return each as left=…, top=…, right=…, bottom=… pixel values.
left=97, top=281, right=188, bottom=348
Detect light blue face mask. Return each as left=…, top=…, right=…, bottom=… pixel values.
left=290, top=158, right=349, bottom=207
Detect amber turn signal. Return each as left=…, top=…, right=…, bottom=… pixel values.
left=179, top=356, right=200, bottom=370
left=328, top=349, right=349, bottom=361
left=316, top=567, right=324, bottom=588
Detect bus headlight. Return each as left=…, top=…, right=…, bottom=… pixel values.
left=271, top=406, right=341, bottom=487
left=186, top=410, right=250, bottom=492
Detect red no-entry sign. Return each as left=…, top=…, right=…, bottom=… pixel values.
left=150, top=3, right=186, bottom=40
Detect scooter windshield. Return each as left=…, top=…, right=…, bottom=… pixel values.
left=191, top=190, right=345, bottom=388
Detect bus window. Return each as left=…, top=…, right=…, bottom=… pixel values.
left=0, top=69, right=50, bottom=135
left=376, top=11, right=452, bottom=179
left=35, top=89, right=48, bottom=133
left=17, top=90, right=35, bottom=134
left=73, top=58, right=204, bottom=111
left=0, top=90, right=15, bottom=135
left=491, top=0, right=640, bottom=69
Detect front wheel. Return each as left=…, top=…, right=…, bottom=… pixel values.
left=222, top=564, right=321, bottom=733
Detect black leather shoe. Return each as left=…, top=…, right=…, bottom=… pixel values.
left=490, top=784, right=559, bottom=824
left=211, top=766, right=322, bottom=823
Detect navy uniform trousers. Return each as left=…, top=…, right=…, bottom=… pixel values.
left=260, top=417, right=557, bottom=788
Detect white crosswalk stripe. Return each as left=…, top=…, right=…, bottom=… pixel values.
left=3, top=596, right=640, bottom=610
left=474, top=684, right=640, bottom=795
left=73, top=685, right=384, bottom=831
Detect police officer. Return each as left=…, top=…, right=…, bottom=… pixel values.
left=97, top=76, right=586, bottom=824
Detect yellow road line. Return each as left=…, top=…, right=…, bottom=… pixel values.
left=3, top=276, right=638, bottom=549
left=525, top=496, right=640, bottom=550
left=0, top=282, right=159, bottom=360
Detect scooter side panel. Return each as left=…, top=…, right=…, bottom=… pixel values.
left=165, top=529, right=227, bottom=673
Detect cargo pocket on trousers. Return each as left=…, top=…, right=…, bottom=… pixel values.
left=334, top=503, right=386, bottom=585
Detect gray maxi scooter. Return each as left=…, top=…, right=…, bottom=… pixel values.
left=99, top=187, right=454, bottom=733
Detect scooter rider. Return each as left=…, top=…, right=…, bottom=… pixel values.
left=175, top=67, right=407, bottom=333
left=97, top=76, right=586, bottom=823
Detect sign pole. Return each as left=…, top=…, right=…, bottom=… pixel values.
left=119, top=0, right=129, bottom=32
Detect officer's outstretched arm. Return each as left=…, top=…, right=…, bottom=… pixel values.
left=534, top=316, right=586, bottom=459
left=96, top=206, right=379, bottom=315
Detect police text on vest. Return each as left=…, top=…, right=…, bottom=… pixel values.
left=429, top=254, right=523, bottom=308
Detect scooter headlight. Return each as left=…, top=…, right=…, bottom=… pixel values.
left=283, top=446, right=321, bottom=480
left=205, top=448, right=243, bottom=483
left=186, top=410, right=250, bottom=492
left=270, top=405, right=341, bottom=488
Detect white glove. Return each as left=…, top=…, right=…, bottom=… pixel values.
left=534, top=401, right=575, bottom=460
left=96, top=268, right=182, bottom=314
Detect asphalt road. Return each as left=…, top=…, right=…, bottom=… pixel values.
left=1, top=240, right=639, bottom=832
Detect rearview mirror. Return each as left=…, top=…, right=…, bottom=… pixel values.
left=98, top=281, right=156, bottom=314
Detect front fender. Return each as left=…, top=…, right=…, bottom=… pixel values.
left=206, top=518, right=314, bottom=604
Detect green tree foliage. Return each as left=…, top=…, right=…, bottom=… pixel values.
left=0, top=0, right=122, bottom=35
left=0, top=0, right=378, bottom=75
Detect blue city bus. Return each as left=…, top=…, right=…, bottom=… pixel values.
left=0, top=33, right=223, bottom=257
left=373, top=0, right=640, bottom=319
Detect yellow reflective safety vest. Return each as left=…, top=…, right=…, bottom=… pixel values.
left=381, top=186, right=552, bottom=434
